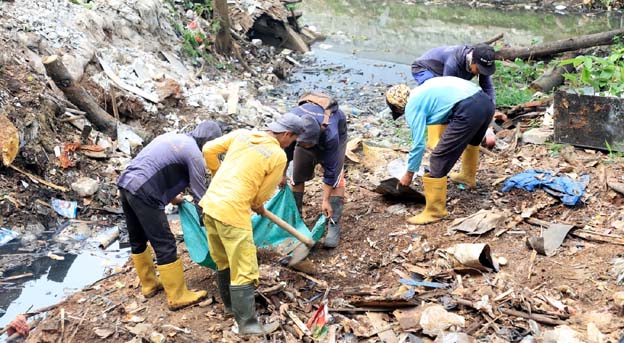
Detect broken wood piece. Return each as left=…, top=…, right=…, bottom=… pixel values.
left=0, top=113, right=19, bottom=166
left=499, top=308, right=566, bottom=326
left=572, top=229, right=624, bottom=246
left=67, top=309, right=89, bottom=343
left=292, top=270, right=328, bottom=288
left=530, top=51, right=579, bottom=92
left=366, top=312, right=398, bottom=343
left=43, top=55, right=117, bottom=137
left=96, top=55, right=159, bottom=103
left=285, top=311, right=311, bottom=337
left=1, top=273, right=33, bottom=282
left=483, top=33, right=504, bottom=45
left=9, top=165, right=68, bottom=192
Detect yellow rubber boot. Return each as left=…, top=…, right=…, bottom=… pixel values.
left=426, top=124, right=448, bottom=150
left=130, top=248, right=162, bottom=298
left=157, top=259, right=207, bottom=311
left=449, top=144, right=480, bottom=189
left=408, top=175, right=448, bottom=225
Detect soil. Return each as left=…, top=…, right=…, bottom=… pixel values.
left=2, top=0, right=624, bottom=342
left=21, top=142, right=624, bottom=342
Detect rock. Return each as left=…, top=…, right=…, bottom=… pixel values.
left=419, top=304, right=465, bottom=337
left=543, top=325, right=582, bottom=343
left=522, top=127, right=553, bottom=145
left=71, top=177, right=99, bottom=197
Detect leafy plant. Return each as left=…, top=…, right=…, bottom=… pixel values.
left=605, top=140, right=624, bottom=162
left=559, top=46, right=624, bottom=96
left=546, top=142, right=563, bottom=154
left=492, top=58, right=544, bottom=107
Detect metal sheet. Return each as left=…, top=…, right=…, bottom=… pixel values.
left=553, top=91, right=624, bottom=151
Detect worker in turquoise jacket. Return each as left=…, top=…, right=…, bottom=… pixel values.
left=384, top=77, right=494, bottom=224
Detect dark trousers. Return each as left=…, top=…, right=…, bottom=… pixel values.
left=430, top=91, right=494, bottom=178
left=120, top=188, right=177, bottom=265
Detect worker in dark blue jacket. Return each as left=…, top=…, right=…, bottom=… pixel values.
left=283, top=93, right=348, bottom=248
left=412, top=44, right=500, bottom=150
left=117, top=121, right=221, bottom=310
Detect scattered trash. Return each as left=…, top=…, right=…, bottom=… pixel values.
left=96, top=226, right=120, bottom=249
left=70, top=177, right=99, bottom=197
left=434, top=332, right=477, bottom=343
left=306, top=303, right=329, bottom=339
left=526, top=220, right=575, bottom=256
left=445, top=243, right=500, bottom=272
left=0, top=227, right=19, bottom=246
left=419, top=304, right=465, bottom=337
left=373, top=178, right=425, bottom=202
left=502, top=170, right=590, bottom=206
left=543, top=325, right=583, bottom=343
left=94, top=327, right=115, bottom=339
left=448, top=209, right=505, bottom=235
left=50, top=198, right=78, bottom=219
left=117, top=123, right=144, bottom=155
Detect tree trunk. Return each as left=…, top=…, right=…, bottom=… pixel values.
left=213, top=0, right=233, bottom=55
left=529, top=52, right=579, bottom=92
left=43, top=55, right=117, bottom=138
left=496, top=28, right=624, bottom=61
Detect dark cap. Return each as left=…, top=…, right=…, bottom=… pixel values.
left=472, top=44, right=496, bottom=76
left=296, top=114, right=321, bottom=145
left=267, top=113, right=306, bottom=136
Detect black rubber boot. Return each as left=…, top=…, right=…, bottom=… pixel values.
left=216, top=268, right=232, bottom=317
left=292, top=191, right=304, bottom=215
left=230, top=284, right=279, bottom=336
left=323, top=196, right=344, bottom=248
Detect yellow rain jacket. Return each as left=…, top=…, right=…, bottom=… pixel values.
left=199, top=129, right=286, bottom=230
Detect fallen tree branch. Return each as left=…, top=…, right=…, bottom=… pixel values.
left=43, top=55, right=117, bottom=137
left=483, top=33, right=504, bottom=45
left=530, top=51, right=580, bottom=92
left=9, top=165, right=68, bottom=192
left=608, top=181, right=624, bottom=195
left=497, top=28, right=624, bottom=60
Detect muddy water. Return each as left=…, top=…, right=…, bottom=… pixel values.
left=299, top=0, right=624, bottom=65
left=0, top=242, right=128, bottom=328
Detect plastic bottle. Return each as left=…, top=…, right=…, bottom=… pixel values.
left=340, top=104, right=363, bottom=116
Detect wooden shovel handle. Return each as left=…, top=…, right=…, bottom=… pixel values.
left=263, top=210, right=315, bottom=247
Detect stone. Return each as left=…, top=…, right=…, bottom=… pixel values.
left=71, top=177, right=99, bottom=197
left=522, top=127, right=553, bottom=145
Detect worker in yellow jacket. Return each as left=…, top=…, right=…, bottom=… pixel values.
left=199, top=113, right=305, bottom=336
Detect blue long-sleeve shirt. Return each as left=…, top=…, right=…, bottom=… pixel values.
left=405, top=77, right=480, bottom=173
left=117, top=122, right=221, bottom=209
left=286, top=103, right=348, bottom=187
left=411, top=45, right=496, bottom=104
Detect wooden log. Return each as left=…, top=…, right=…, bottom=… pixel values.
left=214, top=0, right=233, bottom=55
left=0, top=113, right=19, bottom=166
left=530, top=52, right=580, bottom=92
left=497, top=28, right=624, bottom=61
left=43, top=55, right=117, bottom=138
left=483, top=33, right=504, bottom=45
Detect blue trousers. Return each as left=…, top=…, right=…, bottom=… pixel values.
left=429, top=91, right=494, bottom=178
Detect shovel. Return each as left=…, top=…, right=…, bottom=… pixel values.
left=264, top=210, right=315, bottom=266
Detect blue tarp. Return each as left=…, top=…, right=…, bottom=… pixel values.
left=502, top=170, right=590, bottom=206
left=180, top=187, right=326, bottom=269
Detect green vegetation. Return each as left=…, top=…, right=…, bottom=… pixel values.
left=69, top=0, right=95, bottom=10
left=492, top=59, right=545, bottom=107
left=546, top=142, right=563, bottom=155
left=605, top=140, right=624, bottom=162
left=166, top=0, right=217, bottom=62
left=559, top=45, right=624, bottom=96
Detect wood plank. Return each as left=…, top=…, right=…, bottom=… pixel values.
left=366, top=312, right=399, bottom=343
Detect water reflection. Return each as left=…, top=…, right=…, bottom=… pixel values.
left=300, top=0, right=623, bottom=64
left=0, top=244, right=128, bottom=328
